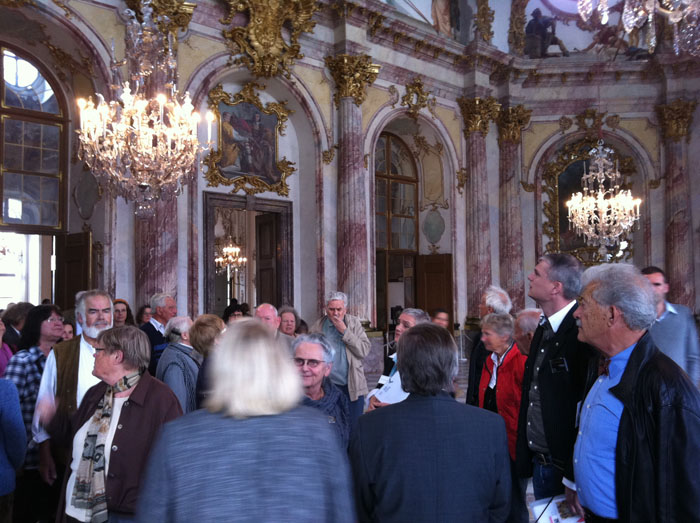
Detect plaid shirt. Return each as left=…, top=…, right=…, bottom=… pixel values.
left=5, top=346, right=46, bottom=469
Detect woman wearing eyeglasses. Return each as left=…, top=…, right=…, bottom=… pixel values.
left=292, top=333, right=350, bottom=449
left=137, top=319, right=354, bottom=522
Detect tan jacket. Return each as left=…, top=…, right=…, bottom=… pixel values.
left=311, top=314, right=370, bottom=401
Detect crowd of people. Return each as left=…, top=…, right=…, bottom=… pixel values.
left=0, top=257, right=699, bottom=523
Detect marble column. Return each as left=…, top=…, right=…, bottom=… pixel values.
left=458, top=97, right=500, bottom=321
left=325, top=54, right=379, bottom=321
left=656, top=99, right=697, bottom=308
left=497, top=105, right=531, bottom=310
left=134, top=197, right=178, bottom=309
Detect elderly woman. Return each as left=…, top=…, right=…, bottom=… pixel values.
left=50, top=326, right=181, bottom=522
left=156, top=316, right=202, bottom=413
left=278, top=306, right=299, bottom=338
left=292, top=333, right=350, bottom=449
left=112, top=300, right=135, bottom=328
left=478, top=312, right=528, bottom=523
left=137, top=319, right=354, bottom=522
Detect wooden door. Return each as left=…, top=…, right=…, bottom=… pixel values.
left=55, top=230, right=93, bottom=310
left=417, top=253, right=453, bottom=328
left=255, top=212, right=278, bottom=306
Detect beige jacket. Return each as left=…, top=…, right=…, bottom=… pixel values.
left=310, top=314, right=370, bottom=401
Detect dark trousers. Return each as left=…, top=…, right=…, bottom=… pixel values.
left=509, top=459, right=529, bottom=523
left=337, top=384, right=364, bottom=431
left=531, top=456, right=564, bottom=500
left=13, top=468, right=62, bottom=523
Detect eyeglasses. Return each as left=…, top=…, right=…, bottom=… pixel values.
left=293, top=358, right=324, bottom=368
left=46, top=317, right=64, bottom=324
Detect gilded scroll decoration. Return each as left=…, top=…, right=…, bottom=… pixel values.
left=456, top=168, right=468, bottom=195
left=508, top=0, right=528, bottom=56
left=124, top=0, right=196, bottom=36
left=457, top=96, right=500, bottom=137
left=400, top=77, right=437, bottom=121
left=474, top=0, right=495, bottom=43
left=542, top=138, right=636, bottom=265
left=559, top=116, right=573, bottom=134
left=322, top=144, right=339, bottom=164
left=220, top=0, right=319, bottom=78
left=203, top=83, right=295, bottom=197
left=656, top=99, right=697, bottom=142
left=497, top=105, right=532, bottom=145
left=40, top=38, right=94, bottom=81
left=575, top=108, right=607, bottom=137
left=325, top=54, right=380, bottom=107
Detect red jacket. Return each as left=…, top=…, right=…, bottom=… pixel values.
left=478, top=344, right=526, bottom=460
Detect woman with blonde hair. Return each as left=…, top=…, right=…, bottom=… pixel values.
left=137, top=319, right=354, bottom=522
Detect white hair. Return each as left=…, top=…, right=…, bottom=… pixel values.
left=483, top=285, right=512, bottom=314
left=326, top=291, right=348, bottom=307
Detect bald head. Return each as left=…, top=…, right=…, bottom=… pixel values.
left=255, top=303, right=280, bottom=331
left=514, top=308, right=542, bottom=355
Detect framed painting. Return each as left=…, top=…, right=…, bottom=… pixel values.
left=541, top=137, right=636, bottom=265
left=203, top=82, right=295, bottom=196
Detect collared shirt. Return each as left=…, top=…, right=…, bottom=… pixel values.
left=546, top=300, right=577, bottom=333
left=322, top=317, right=349, bottom=386
left=150, top=317, right=165, bottom=335
left=4, top=346, right=47, bottom=469
left=367, top=353, right=408, bottom=405
left=657, top=301, right=677, bottom=322
left=488, top=344, right=514, bottom=389
left=32, top=335, right=101, bottom=444
left=574, top=343, right=635, bottom=519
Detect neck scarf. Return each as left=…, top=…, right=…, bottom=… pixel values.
left=71, top=371, right=142, bottom=522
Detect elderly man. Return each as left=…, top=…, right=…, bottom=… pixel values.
left=34, top=289, right=112, bottom=487
left=255, top=303, right=294, bottom=352
left=515, top=254, right=596, bottom=501
left=513, top=308, right=542, bottom=356
left=367, top=308, right=430, bottom=410
left=350, top=323, right=511, bottom=521
left=140, top=293, right=177, bottom=374
left=293, top=333, right=350, bottom=449
left=466, top=285, right=513, bottom=406
left=569, top=263, right=700, bottom=522
left=641, top=266, right=700, bottom=386
left=311, top=291, right=370, bottom=428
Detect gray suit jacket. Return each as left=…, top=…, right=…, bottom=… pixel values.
left=649, top=302, right=700, bottom=386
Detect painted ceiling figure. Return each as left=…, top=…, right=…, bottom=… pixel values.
left=525, top=8, right=570, bottom=58
left=431, top=0, right=459, bottom=39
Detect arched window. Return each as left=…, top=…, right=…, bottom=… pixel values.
left=374, top=132, right=418, bottom=331
left=1, top=46, right=67, bottom=232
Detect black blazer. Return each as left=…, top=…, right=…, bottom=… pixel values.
left=515, top=304, right=597, bottom=481
left=140, top=322, right=167, bottom=375
left=350, top=392, right=511, bottom=522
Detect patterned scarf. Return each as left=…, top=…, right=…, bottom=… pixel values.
left=71, top=371, right=142, bottom=522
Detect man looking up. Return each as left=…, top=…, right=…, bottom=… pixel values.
left=570, top=263, right=700, bottom=521
left=34, top=290, right=113, bottom=487
left=141, top=292, right=177, bottom=374
left=311, top=291, right=370, bottom=428
left=641, top=266, right=699, bottom=386
left=515, top=254, right=596, bottom=502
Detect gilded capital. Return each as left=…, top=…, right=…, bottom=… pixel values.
left=656, top=99, right=697, bottom=142
left=457, top=96, right=500, bottom=137
left=325, top=54, right=380, bottom=107
left=497, top=105, right=532, bottom=145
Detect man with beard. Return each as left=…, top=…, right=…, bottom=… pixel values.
left=33, top=289, right=113, bottom=488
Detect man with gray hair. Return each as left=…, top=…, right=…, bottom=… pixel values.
left=310, top=291, right=370, bottom=428
left=568, top=263, right=700, bottom=521
left=367, top=308, right=430, bottom=410
left=466, top=285, right=513, bottom=406
left=513, top=308, right=542, bottom=356
left=141, top=292, right=177, bottom=374
left=293, top=333, right=350, bottom=448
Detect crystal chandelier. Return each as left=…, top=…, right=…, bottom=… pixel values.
left=215, top=238, right=247, bottom=273
left=578, top=0, right=700, bottom=56
left=76, top=0, right=214, bottom=218
left=566, top=140, right=642, bottom=256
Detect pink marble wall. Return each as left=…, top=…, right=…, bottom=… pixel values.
left=465, top=131, right=492, bottom=318
left=664, top=140, right=696, bottom=308
left=499, top=140, right=525, bottom=310
left=134, top=197, right=178, bottom=310
left=337, top=97, right=370, bottom=320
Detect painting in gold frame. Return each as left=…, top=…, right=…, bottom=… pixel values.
left=203, top=83, right=295, bottom=196
left=541, top=137, right=636, bottom=265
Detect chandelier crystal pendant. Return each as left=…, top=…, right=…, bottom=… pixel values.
left=566, top=140, right=642, bottom=256
left=76, top=0, right=214, bottom=218
left=215, top=238, right=247, bottom=273
left=578, top=0, right=700, bottom=57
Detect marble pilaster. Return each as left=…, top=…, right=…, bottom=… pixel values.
left=134, top=197, right=178, bottom=310
left=497, top=105, right=531, bottom=310
left=657, top=99, right=697, bottom=308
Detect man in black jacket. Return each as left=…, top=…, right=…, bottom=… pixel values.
left=516, top=254, right=596, bottom=500
left=570, top=263, right=700, bottom=522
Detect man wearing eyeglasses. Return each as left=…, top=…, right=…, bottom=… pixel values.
left=293, top=333, right=350, bottom=449
left=33, top=289, right=113, bottom=490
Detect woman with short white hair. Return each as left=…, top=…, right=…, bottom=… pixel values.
left=137, top=319, right=355, bottom=522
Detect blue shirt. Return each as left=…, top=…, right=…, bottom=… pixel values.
left=573, top=343, right=635, bottom=518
